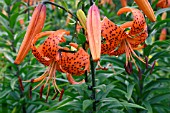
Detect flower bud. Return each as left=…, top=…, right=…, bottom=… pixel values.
left=134, top=0, right=156, bottom=22
left=77, top=9, right=87, bottom=30
left=14, top=4, right=46, bottom=64
left=87, top=4, right=101, bottom=62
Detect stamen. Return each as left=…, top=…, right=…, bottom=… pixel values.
left=45, top=83, right=50, bottom=102
left=52, top=92, right=59, bottom=100
left=138, top=67, right=142, bottom=80
left=126, top=40, right=146, bottom=64
left=22, top=71, right=48, bottom=83
left=32, top=77, right=46, bottom=90
left=40, top=85, right=44, bottom=99
left=145, top=56, right=148, bottom=69
left=29, top=86, right=32, bottom=99
left=128, top=61, right=133, bottom=73
left=53, top=76, right=61, bottom=93
left=59, top=89, right=64, bottom=101
left=96, top=61, right=108, bottom=70
left=18, top=76, right=24, bottom=91
left=150, top=61, right=156, bottom=74
left=124, top=63, right=131, bottom=74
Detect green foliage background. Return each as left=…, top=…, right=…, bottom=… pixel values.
left=0, top=0, right=170, bottom=113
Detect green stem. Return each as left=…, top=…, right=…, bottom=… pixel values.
left=89, top=0, right=96, bottom=111
left=42, top=1, right=78, bottom=20
left=27, top=0, right=30, bottom=21
left=90, top=55, right=96, bottom=112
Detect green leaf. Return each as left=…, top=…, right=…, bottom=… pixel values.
left=28, top=101, right=50, bottom=107
left=151, top=19, right=170, bottom=31
left=4, top=0, right=11, bottom=5
left=126, top=84, right=135, bottom=101
left=143, top=101, right=153, bottom=113
left=0, top=89, right=11, bottom=98
left=10, top=77, right=18, bottom=90
left=78, top=33, right=86, bottom=43
left=145, top=35, right=153, bottom=45
left=155, top=7, right=170, bottom=17
left=120, top=102, right=145, bottom=109
left=10, top=13, right=19, bottom=28
left=83, top=100, right=93, bottom=112
left=149, top=93, right=170, bottom=104
left=3, top=52, right=14, bottom=63
left=149, top=51, right=169, bottom=63
left=39, top=110, right=69, bottom=113
left=0, top=11, right=8, bottom=21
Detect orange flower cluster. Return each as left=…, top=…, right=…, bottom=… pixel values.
left=15, top=3, right=90, bottom=100
left=26, top=30, right=90, bottom=98
left=15, top=1, right=157, bottom=100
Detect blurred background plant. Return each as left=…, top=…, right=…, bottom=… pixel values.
left=0, top=0, right=170, bottom=113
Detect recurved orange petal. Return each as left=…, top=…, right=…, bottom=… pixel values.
left=101, top=17, right=128, bottom=54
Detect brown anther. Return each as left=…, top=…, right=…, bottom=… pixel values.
left=150, top=60, right=156, bottom=74
left=138, top=67, right=142, bottom=80
left=39, top=85, right=44, bottom=99
left=31, top=79, right=34, bottom=83
left=128, top=61, right=133, bottom=74
left=124, top=63, right=131, bottom=75
left=145, top=56, right=148, bottom=69
left=18, top=76, right=24, bottom=91
left=59, top=89, right=64, bottom=101
left=29, top=86, right=32, bottom=99
left=52, top=92, right=59, bottom=100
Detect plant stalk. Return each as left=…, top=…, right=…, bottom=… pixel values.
left=42, top=1, right=78, bottom=20
left=89, top=0, right=96, bottom=111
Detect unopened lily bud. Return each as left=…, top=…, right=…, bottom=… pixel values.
left=14, top=4, right=46, bottom=64
left=159, top=28, right=167, bottom=41
left=87, top=4, right=101, bottom=62
left=161, top=12, right=167, bottom=20
left=134, top=0, right=156, bottom=22
left=77, top=9, right=87, bottom=30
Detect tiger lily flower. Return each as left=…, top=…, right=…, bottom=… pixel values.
left=23, top=30, right=90, bottom=100
left=101, top=7, right=148, bottom=71
left=14, top=4, right=46, bottom=64
left=87, top=4, right=101, bottom=62
left=134, top=0, right=156, bottom=22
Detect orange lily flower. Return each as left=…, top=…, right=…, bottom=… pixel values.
left=159, top=12, right=167, bottom=41
left=159, top=28, right=167, bottom=41
left=99, top=0, right=114, bottom=5
left=87, top=4, right=101, bottom=62
left=15, top=4, right=46, bottom=64
left=134, top=0, right=156, bottom=22
left=156, top=0, right=170, bottom=8
left=23, top=30, right=90, bottom=99
left=19, top=19, right=25, bottom=30
left=120, top=0, right=127, bottom=7
left=101, top=7, right=148, bottom=70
